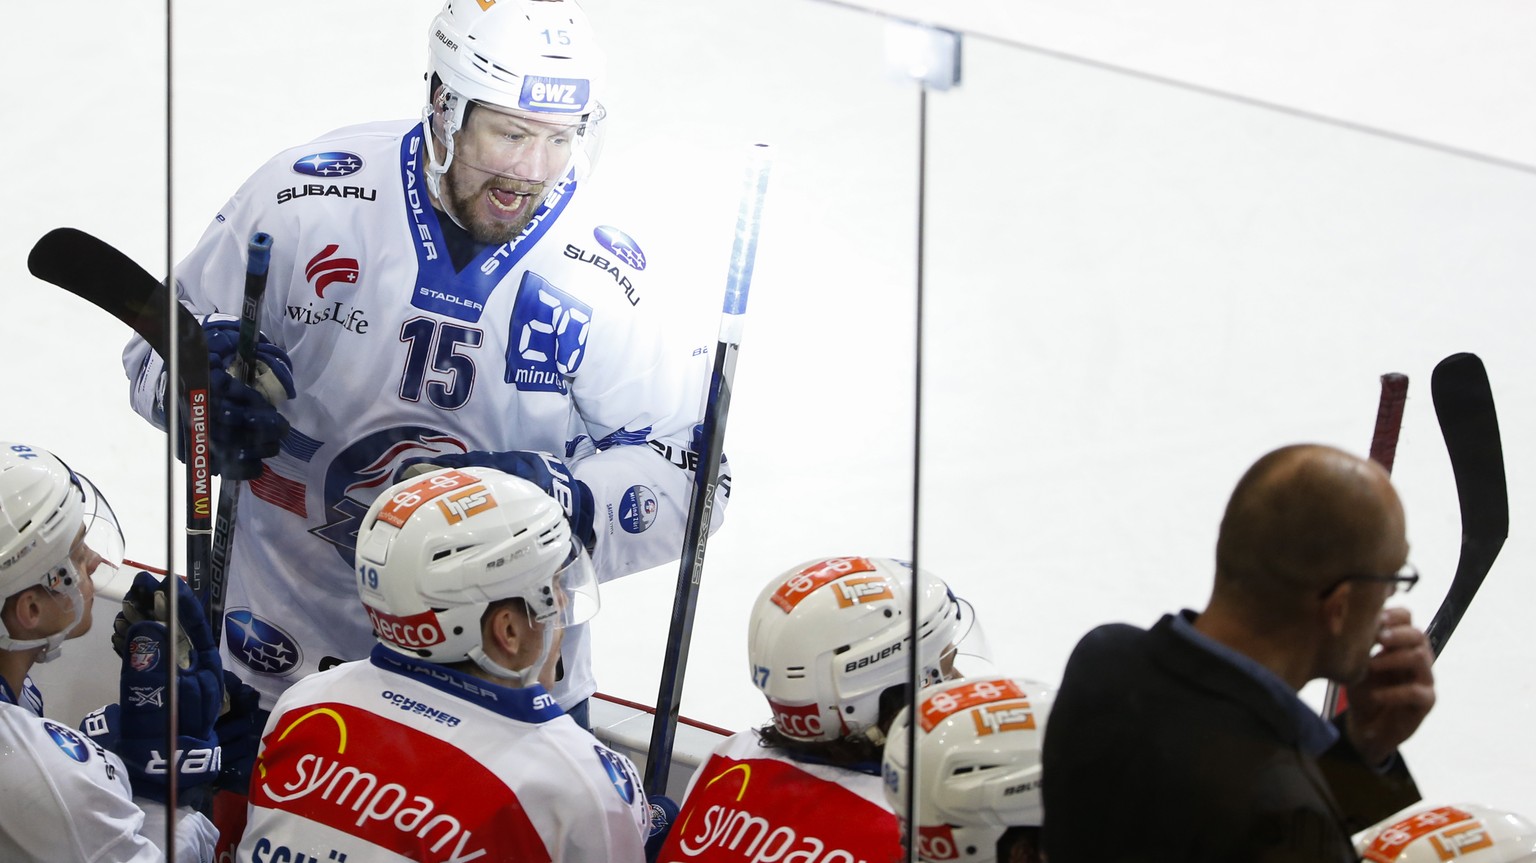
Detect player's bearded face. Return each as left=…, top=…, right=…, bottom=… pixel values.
left=439, top=105, right=579, bottom=245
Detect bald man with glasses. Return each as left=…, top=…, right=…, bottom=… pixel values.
left=1043, top=443, right=1436, bottom=863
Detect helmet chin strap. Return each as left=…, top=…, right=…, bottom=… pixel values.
left=421, top=95, right=466, bottom=224
left=467, top=623, right=557, bottom=689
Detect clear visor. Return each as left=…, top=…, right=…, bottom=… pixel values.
left=73, top=471, right=125, bottom=591
left=443, top=100, right=606, bottom=186
left=940, top=594, right=997, bottom=680
left=527, top=538, right=600, bottom=629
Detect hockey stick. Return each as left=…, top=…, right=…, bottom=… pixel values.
left=207, top=232, right=272, bottom=648
left=1323, top=372, right=1409, bottom=717
left=26, top=227, right=215, bottom=606
left=1424, top=353, right=1508, bottom=659
left=643, top=145, right=772, bottom=798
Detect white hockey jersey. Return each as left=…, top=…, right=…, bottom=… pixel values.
left=656, top=730, right=903, bottom=863
left=0, top=678, right=217, bottom=863
left=236, top=645, right=651, bottom=863
left=123, top=120, right=723, bottom=710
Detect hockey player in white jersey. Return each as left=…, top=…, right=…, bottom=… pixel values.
left=0, top=441, right=220, bottom=862
left=237, top=465, right=653, bottom=863
left=654, top=556, right=976, bottom=863
left=121, top=0, right=725, bottom=727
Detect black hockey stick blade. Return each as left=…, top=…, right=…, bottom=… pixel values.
left=27, top=226, right=215, bottom=600
left=1424, top=353, right=1508, bottom=659
left=27, top=228, right=204, bottom=379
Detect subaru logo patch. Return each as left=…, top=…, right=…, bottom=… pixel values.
left=594, top=745, right=638, bottom=804
left=619, top=485, right=658, bottom=535
left=292, top=151, right=364, bottom=177
left=44, top=721, right=90, bottom=763
left=224, top=609, right=304, bottom=675
left=128, top=635, right=161, bottom=672
left=594, top=226, right=646, bottom=271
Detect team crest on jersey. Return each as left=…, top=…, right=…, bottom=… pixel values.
left=312, top=426, right=469, bottom=566
left=128, top=634, right=161, bottom=672
left=224, top=608, right=303, bottom=676
left=292, top=151, right=364, bottom=177
left=594, top=226, right=646, bottom=271
left=44, top=721, right=91, bottom=763
left=594, top=744, right=640, bottom=804
left=619, top=484, right=658, bottom=534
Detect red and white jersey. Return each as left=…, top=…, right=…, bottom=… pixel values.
left=123, top=120, right=722, bottom=710
left=657, top=730, right=902, bottom=863
left=0, top=680, right=217, bottom=862
left=236, top=645, right=651, bottom=863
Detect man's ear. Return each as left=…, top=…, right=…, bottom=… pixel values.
left=1319, top=582, right=1352, bottom=637
left=1, top=586, right=50, bottom=635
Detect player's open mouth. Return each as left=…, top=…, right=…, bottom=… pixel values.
left=487, top=187, right=536, bottom=220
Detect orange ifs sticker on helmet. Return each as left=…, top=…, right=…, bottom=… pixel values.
left=769, top=557, right=879, bottom=613
left=919, top=679, right=1028, bottom=733
left=377, top=469, right=487, bottom=528
left=1362, top=807, right=1484, bottom=862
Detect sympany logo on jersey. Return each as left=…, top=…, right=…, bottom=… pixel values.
left=250, top=702, right=551, bottom=863
left=660, top=754, right=901, bottom=862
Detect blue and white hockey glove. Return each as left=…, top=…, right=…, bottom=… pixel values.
left=82, top=571, right=224, bottom=804
left=400, top=450, right=597, bottom=552
left=202, top=313, right=295, bottom=480
left=645, top=794, right=679, bottom=863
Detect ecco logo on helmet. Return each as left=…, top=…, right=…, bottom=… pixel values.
left=768, top=699, right=824, bottom=740
left=366, top=605, right=446, bottom=649
left=519, top=76, right=590, bottom=114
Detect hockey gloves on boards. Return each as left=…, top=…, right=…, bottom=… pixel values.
left=79, top=571, right=223, bottom=805
left=400, top=449, right=597, bottom=552
left=202, top=314, right=295, bottom=479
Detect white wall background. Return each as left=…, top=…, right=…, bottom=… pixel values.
left=5, top=0, right=1534, bottom=825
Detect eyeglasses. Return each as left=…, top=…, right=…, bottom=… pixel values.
left=1317, top=564, right=1420, bottom=599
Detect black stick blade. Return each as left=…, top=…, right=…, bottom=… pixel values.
left=28, top=227, right=174, bottom=359
left=1425, top=352, right=1509, bottom=658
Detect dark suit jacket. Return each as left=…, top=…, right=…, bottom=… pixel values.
left=1041, top=612, right=1421, bottom=863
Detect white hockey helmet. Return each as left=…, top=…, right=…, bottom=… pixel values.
left=882, top=675, right=1053, bottom=863
left=0, top=442, right=123, bottom=661
left=747, top=556, right=966, bottom=744
left=353, top=467, right=599, bottom=681
left=424, top=0, right=608, bottom=199
left=1356, top=803, right=1536, bottom=863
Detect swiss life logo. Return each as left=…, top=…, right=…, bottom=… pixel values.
left=305, top=244, right=360, bottom=298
